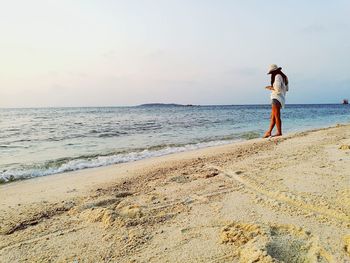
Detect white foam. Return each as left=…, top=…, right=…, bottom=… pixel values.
left=0, top=139, right=241, bottom=182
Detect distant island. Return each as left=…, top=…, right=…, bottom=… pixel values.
left=138, top=103, right=196, bottom=107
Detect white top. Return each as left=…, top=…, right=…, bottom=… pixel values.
left=270, top=74, right=288, bottom=108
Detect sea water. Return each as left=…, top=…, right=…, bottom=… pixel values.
left=1, top=104, right=349, bottom=182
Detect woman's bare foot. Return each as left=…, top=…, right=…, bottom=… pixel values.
left=271, top=133, right=282, bottom=137
left=263, top=132, right=271, bottom=138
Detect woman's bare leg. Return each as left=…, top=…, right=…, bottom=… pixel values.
left=263, top=107, right=276, bottom=138
left=273, top=104, right=282, bottom=136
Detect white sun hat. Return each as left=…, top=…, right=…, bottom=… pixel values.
left=267, top=64, right=282, bottom=74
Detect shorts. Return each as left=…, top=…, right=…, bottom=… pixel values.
left=271, top=99, right=281, bottom=107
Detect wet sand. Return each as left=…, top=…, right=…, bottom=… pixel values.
left=1, top=124, right=349, bottom=262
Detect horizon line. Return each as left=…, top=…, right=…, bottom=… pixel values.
left=0, top=102, right=347, bottom=109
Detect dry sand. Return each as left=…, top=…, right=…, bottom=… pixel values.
left=1, top=124, right=350, bottom=262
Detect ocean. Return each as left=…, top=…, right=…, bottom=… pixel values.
left=1, top=104, right=349, bottom=183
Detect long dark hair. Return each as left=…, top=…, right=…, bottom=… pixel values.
left=271, top=69, right=288, bottom=86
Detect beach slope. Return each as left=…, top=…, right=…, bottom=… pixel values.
left=1, top=125, right=350, bottom=262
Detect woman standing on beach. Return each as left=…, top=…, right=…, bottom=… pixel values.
left=263, top=64, right=289, bottom=138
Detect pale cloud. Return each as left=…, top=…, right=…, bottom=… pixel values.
left=300, top=24, right=327, bottom=34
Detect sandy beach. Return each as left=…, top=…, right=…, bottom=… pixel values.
left=1, top=124, right=349, bottom=262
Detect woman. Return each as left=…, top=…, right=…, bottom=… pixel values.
left=263, top=64, right=289, bottom=138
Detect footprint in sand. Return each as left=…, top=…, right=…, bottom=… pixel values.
left=221, top=222, right=335, bottom=262
left=211, top=166, right=350, bottom=224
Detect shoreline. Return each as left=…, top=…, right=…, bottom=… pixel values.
left=1, top=123, right=349, bottom=261
left=1, top=122, right=349, bottom=185
left=0, top=124, right=347, bottom=206
left=0, top=123, right=341, bottom=186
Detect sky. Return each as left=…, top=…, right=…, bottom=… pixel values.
left=0, top=0, right=349, bottom=107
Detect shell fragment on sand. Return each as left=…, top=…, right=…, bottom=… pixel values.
left=339, top=145, right=350, bottom=150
